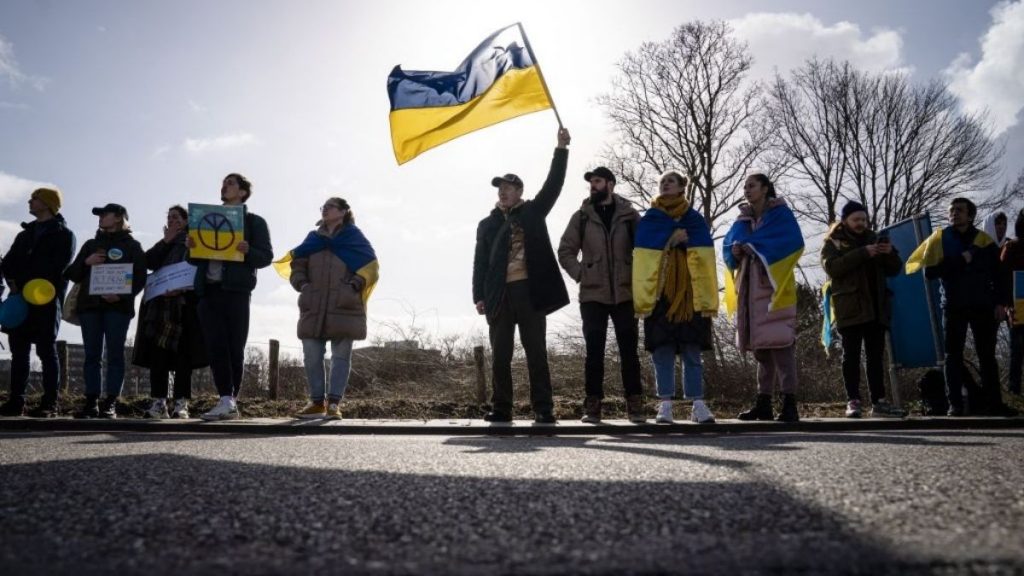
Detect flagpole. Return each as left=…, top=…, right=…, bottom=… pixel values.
left=516, top=22, right=564, bottom=129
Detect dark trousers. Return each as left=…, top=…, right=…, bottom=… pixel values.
left=489, top=281, right=552, bottom=414
left=149, top=351, right=193, bottom=400
left=943, top=308, right=1001, bottom=412
left=8, top=333, right=59, bottom=402
left=1010, top=325, right=1024, bottom=396
left=580, top=301, right=642, bottom=399
left=837, top=321, right=887, bottom=404
left=198, top=285, right=250, bottom=398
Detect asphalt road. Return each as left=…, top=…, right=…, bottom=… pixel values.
left=1, top=429, right=1022, bottom=575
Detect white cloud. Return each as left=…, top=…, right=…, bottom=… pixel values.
left=182, top=132, right=258, bottom=154
left=730, top=13, right=906, bottom=79
left=187, top=99, right=207, bottom=113
left=150, top=144, right=171, bottom=159
left=946, top=0, right=1024, bottom=136
left=0, top=219, right=22, bottom=250
left=0, top=101, right=28, bottom=110
left=0, top=34, right=47, bottom=91
left=0, top=171, right=54, bottom=206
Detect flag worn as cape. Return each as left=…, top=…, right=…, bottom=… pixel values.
left=722, top=202, right=805, bottom=314
left=273, top=225, right=380, bottom=305
left=904, top=226, right=995, bottom=274
left=632, top=205, right=718, bottom=317
left=387, top=24, right=553, bottom=164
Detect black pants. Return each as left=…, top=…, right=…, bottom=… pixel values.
left=943, top=307, right=1001, bottom=412
left=489, top=281, right=552, bottom=414
left=1010, top=325, right=1024, bottom=396
left=8, top=333, right=59, bottom=402
left=580, top=301, right=642, bottom=399
left=837, top=321, right=887, bottom=404
left=197, top=285, right=250, bottom=398
left=149, top=349, right=193, bottom=400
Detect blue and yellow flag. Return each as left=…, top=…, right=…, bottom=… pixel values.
left=273, top=225, right=380, bottom=305
left=722, top=203, right=805, bottom=314
left=821, top=281, right=836, bottom=352
left=387, top=24, right=554, bottom=164
left=905, top=227, right=995, bottom=274
left=632, top=205, right=718, bottom=318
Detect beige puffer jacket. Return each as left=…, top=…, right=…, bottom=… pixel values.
left=290, top=225, right=367, bottom=341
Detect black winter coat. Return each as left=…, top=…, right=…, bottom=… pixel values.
left=0, top=215, right=76, bottom=341
left=473, top=148, right=570, bottom=321
left=64, top=230, right=147, bottom=318
left=132, top=234, right=208, bottom=370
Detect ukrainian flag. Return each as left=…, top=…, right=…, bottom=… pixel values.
left=1014, top=270, right=1024, bottom=327
left=905, top=227, right=995, bottom=274
left=388, top=24, right=553, bottom=164
left=273, top=226, right=380, bottom=305
left=722, top=203, right=805, bottom=314
left=632, top=205, right=719, bottom=317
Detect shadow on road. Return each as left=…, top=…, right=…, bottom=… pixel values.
left=0, top=452, right=916, bottom=575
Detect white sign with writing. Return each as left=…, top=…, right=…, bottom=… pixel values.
left=143, top=261, right=196, bottom=302
left=89, top=263, right=134, bottom=295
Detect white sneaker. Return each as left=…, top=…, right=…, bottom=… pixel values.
left=656, top=400, right=674, bottom=424
left=690, top=399, right=716, bottom=424
left=201, top=397, right=239, bottom=421
left=145, top=399, right=168, bottom=420
left=171, top=399, right=190, bottom=419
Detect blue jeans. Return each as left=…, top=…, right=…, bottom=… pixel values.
left=651, top=344, right=703, bottom=400
left=302, top=338, right=354, bottom=402
left=79, top=310, right=132, bottom=397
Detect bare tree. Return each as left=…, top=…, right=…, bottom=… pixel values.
left=598, top=21, right=778, bottom=234
left=766, top=59, right=1004, bottom=229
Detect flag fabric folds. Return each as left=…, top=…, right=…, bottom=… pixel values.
left=632, top=204, right=719, bottom=318
left=273, top=225, right=380, bottom=305
left=387, top=24, right=553, bottom=164
left=904, top=227, right=995, bottom=274
left=821, top=281, right=836, bottom=351
left=722, top=204, right=805, bottom=314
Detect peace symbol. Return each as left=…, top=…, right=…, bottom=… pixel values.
left=198, top=212, right=237, bottom=251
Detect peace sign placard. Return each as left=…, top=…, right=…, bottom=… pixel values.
left=188, top=203, right=246, bottom=262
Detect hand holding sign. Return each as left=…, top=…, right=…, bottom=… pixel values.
left=188, top=203, right=246, bottom=262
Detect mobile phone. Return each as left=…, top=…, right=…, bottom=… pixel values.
left=878, top=234, right=891, bottom=244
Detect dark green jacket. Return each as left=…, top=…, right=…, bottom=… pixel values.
left=64, top=229, right=148, bottom=318
left=821, top=224, right=902, bottom=328
left=189, top=210, right=274, bottom=296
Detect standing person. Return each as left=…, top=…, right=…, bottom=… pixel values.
left=133, top=205, right=208, bottom=419
left=907, top=197, right=1009, bottom=415
left=65, top=204, right=147, bottom=418
left=187, top=173, right=274, bottom=421
left=557, top=166, right=644, bottom=423
left=473, top=128, right=571, bottom=423
left=1001, top=209, right=1024, bottom=396
left=982, top=211, right=1009, bottom=248
left=821, top=201, right=904, bottom=418
left=0, top=188, right=76, bottom=417
left=724, top=174, right=805, bottom=422
left=278, top=198, right=379, bottom=420
left=632, top=171, right=719, bottom=424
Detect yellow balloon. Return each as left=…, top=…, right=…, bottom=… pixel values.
left=23, top=278, right=56, bottom=306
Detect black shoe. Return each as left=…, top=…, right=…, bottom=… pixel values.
left=534, top=411, right=556, bottom=424
left=483, top=411, right=512, bottom=423
left=737, top=394, right=773, bottom=421
left=74, top=395, right=100, bottom=419
left=27, top=398, right=60, bottom=418
left=98, top=396, right=118, bottom=419
left=0, top=398, right=26, bottom=417
left=776, top=393, right=800, bottom=422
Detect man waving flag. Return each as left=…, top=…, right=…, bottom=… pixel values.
left=387, top=23, right=558, bottom=165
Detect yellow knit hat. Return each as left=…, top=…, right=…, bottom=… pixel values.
left=31, top=187, right=63, bottom=214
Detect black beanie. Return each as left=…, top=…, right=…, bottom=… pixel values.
left=841, top=200, right=868, bottom=221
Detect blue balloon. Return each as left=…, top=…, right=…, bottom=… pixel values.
left=0, top=294, right=28, bottom=328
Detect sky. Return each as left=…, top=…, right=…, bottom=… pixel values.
left=1, top=0, right=1023, bottom=359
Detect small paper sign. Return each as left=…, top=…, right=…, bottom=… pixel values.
left=143, top=261, right=197, bottom=302
left=89, top=263, right=134, bottom=295
left=188, top=203, right=246, bottom=262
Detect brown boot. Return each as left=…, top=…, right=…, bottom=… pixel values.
left=581, top=395, right=602, bottom=423
left=626, top=394, right=646, bottom=423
